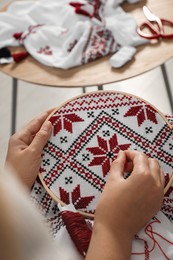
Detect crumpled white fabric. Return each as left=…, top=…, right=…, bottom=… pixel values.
left=131, top=212, right=173, bottom=259
left=0, top=0, right=148, bottom=69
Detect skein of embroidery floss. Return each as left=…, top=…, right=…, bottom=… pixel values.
left=60, top=204, right=92, bottom=257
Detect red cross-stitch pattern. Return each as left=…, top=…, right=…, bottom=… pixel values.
left=87, top=133, right=131, bottom=176
left=59, top=185, right=94, bottom=209
left=37, top=45, right=52, bottom=55
left=31, top=92, right=173, bottom=259
left=124, top=104, right=158, bottom=126
left=39, top=92, right=173, bottom=215
left=81, top=25, right=117, bottom=64
left=49, top=113, right=84, bottom=135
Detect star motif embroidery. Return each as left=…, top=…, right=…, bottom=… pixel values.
left=87, top=133, right=131, bottom=177
left=59, top=185, right=94, bottom=209
left=49, top=113, right=84, bottom=136
left=124, top=104, right=158, bottom=126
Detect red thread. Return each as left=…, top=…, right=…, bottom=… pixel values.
left=132, top=218, right=173, bottom=258
left=61, top=210, right=92, bottom=256
left=75, top=6, right=92, bottom=18
left=70, top=1, right=92, bottom=18
left=12, top=52, right=29, bottom=63
left=145, top=219, right=173, bottom=260
left=13, top=32, right=23, bottom=40
left=69, top=2, right=84, bottom=8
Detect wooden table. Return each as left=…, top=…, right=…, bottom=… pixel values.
left=0, top=0, right=173, bottom=133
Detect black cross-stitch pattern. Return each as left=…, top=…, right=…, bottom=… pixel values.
left=87, top=111, right=95, bottom=118
left=102, top=129, right=110, bottom=137
left=82, top=153, right=90, bottom=161
left=65, top=176, right=73, bottom=184
left=60, top=136, right=68, bottom=143
left=145, top=126, right=153, bottom=134
left=43, top=158, right=50, bottom=166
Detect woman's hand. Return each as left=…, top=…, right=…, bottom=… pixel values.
left=95, top=150, right=165, bottom=238
left=86, top=150, right=165, bottom=260
left=5, top=110, right=53, bottom=189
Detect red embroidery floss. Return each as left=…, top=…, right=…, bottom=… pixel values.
left=61, top=210, right=92, bottom=256
left=69, top=2, right=92, bottom=18
left=12, top=52, right=29, bottom=63
left=13, top=32, right=23, bottom=40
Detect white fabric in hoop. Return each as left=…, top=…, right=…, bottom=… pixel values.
left=31, top=91, right=173, bottom=259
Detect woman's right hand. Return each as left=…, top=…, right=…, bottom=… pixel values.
left=95, top=150, right=165, bottom=239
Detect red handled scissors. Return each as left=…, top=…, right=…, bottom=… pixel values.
left=137, top=6, right=173, bottom=40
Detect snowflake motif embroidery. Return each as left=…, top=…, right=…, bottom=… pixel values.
left=37, top=45, right=52, bottom=55
left=49, top=113, right=84, bottom=136
left=59, top=185, right=94, bottom=209
left=124, top=104, right=158, bottom=126
left=87, top=133, right=131, bottom=177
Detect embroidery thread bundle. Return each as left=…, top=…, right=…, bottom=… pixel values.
left=61, top=209, right=92, bottom=256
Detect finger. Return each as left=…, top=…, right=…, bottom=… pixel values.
left=124, top=160, right=133, bottom=173
left=29, top=120, right=52, bottom=154
left=150, top=159, right=165, bottom=188
left=160, top=170, right=165, bottom=188
left=148, top=158, right=161, bottom=183
left=124, top=150, right=149, bottom=176
left=15, top=109, right=55, bottom=145
left=110, top=150, right=126, bottom=179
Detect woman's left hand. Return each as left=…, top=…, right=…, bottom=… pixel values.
left=5, top=110, right=53, bottom=189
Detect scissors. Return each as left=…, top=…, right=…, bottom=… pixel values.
left=137, top=6, right=173, bottom=40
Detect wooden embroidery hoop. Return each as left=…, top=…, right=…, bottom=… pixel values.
left=39, top=90, right=173, bottom=218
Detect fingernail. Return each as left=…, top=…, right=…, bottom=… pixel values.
left=42, top=121, right=52, bottom=132
left=117, top=150, right=123, bottom=158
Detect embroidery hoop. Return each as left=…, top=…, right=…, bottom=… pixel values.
left=39, top=91, right=173, bottom=218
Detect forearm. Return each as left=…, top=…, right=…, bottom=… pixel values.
left=85, top=222, right=132, bottom=260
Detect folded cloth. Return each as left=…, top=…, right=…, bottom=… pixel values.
left=0, top=0, right=147, bottom=69
left=22, top=21, right=118, bottom=69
